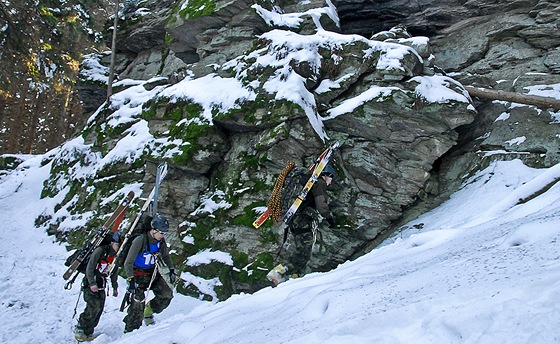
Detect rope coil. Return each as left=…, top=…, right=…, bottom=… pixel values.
left=267, top=161, right=295, bottom=223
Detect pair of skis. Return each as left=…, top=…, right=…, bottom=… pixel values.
left=115, top=161, right=168, bottom=312
left=252, top=140, right=340, bottom=229
left=63, top=191, right=135, bottom=287
left=109, top=161, right=168, bottom=277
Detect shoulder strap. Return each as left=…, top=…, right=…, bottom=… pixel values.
left=143, top=233, right=159, bottom=254
left=275, top=227, right=289, bottom=260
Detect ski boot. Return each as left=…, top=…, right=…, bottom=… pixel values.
left=74, top=326, right=95, bottom=342
left=144, top=302, right=156, bottom=326
left=266, top=264, right=289, bottom=286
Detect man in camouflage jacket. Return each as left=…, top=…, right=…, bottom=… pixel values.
left=287, top=165, right=336, bottom=276
left=74, top=232, right=121, bottom=341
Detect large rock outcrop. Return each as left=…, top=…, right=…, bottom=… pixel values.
left=34, top=0, right=560, bottom=301
left=343, top=0, right=560, bottom=243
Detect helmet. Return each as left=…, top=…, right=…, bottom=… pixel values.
left=151, top=214, right=169, bottom=233
left=322, top=165, right=335, bottom=179
left=103, top=231, right=121, bottom=245
left=111, top=231, right=122, bottom=244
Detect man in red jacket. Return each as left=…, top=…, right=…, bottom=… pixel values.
left=74, top=231, right=122, bottom=342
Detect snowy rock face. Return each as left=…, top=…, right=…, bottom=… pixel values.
left=429, top=1, right=560, bottom=81
left=334, top=0, right=560, bottom=233
left=41, top=0, right=559, bottom=300
left=421, top=0, right=560, bottom=209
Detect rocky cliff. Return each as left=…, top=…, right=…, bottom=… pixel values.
left=30, top=0, right=560, bottom=300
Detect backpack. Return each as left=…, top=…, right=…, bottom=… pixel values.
left=267, top=165, right=311, bottom=259
left=64, top=248, right=88, bottom=274
left=280, top=166, right=311, bottom=222
left=113, top=214, right=153, bottom=268
left=64, top=233, right=113, bottom=274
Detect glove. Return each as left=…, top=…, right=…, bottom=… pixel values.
left=326, top=216, right=335, bottom=228
left=127, top=277, right=136, bottom=293
left=169, top=269, right=177, bottom=284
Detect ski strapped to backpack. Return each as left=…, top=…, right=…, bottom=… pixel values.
left=113, top=161, right=168, bottom=311
left=108, top=161, right=168, bottom=279
left=63, top=190, right=135, bottom=289
left=252, top=140, right=340, bottom=228
left=283, top=140, right=339, bottom=224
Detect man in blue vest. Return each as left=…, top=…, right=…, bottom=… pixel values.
left=123, top=214, right=177, bottom=333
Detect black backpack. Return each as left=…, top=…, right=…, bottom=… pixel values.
left=64, top=249, right=88, bottom=274
left=269, top=166, right=311, bottom=259
left=64, top=233, right=113, bottom=274
left=113, top=214, right=153, bottom=268
left=280, top=166, right=311, bottom=222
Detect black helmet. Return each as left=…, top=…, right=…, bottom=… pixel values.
left=151, top=214, right=169, bottom=233
left=111, top=231, right=122, bottom=244
left=322, top=165, right=335, bottom=179
left=103, top=231, right=121, bottom=245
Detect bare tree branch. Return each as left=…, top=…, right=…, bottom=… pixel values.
left=465, top=86, right=560, bottom=111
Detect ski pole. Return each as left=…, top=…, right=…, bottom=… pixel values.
left=120, top=290, right=133, bottom=312
left=72, top=288, right=83, bottom=319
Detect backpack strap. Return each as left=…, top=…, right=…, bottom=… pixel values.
left=275, top=227, right=290, bottom=260
left=142, top=233, right=152, bottom=253
left=142, top=233, right=161, bottom=257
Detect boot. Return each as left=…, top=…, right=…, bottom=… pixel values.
left=144, top=314, right=155, bottom=326
left=74, top=326, right=95, bottom=342
left=144, top=302, right=155, bottom=326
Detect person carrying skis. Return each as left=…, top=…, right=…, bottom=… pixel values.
left=74, top=231, right=122, bottom=342
left=123, top=214, right=177, bottom=333
left=287, top=165, right=336, bottom=276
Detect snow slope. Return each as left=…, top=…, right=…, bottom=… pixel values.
left=0, top=156, right=559, bottom=344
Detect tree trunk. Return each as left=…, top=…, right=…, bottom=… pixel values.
left=465, top=86, right=560, bottom=111
left=107, top=0, right=119, bottom=99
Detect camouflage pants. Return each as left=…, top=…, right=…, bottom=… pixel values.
left=288, top=208, right=319, bottom=276
left=123, top=272, right=173, bottom=333
left=77, top=280, right=106, bottom=336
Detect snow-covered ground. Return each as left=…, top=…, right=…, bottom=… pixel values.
left=1, top=155, right=559, bottom=343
